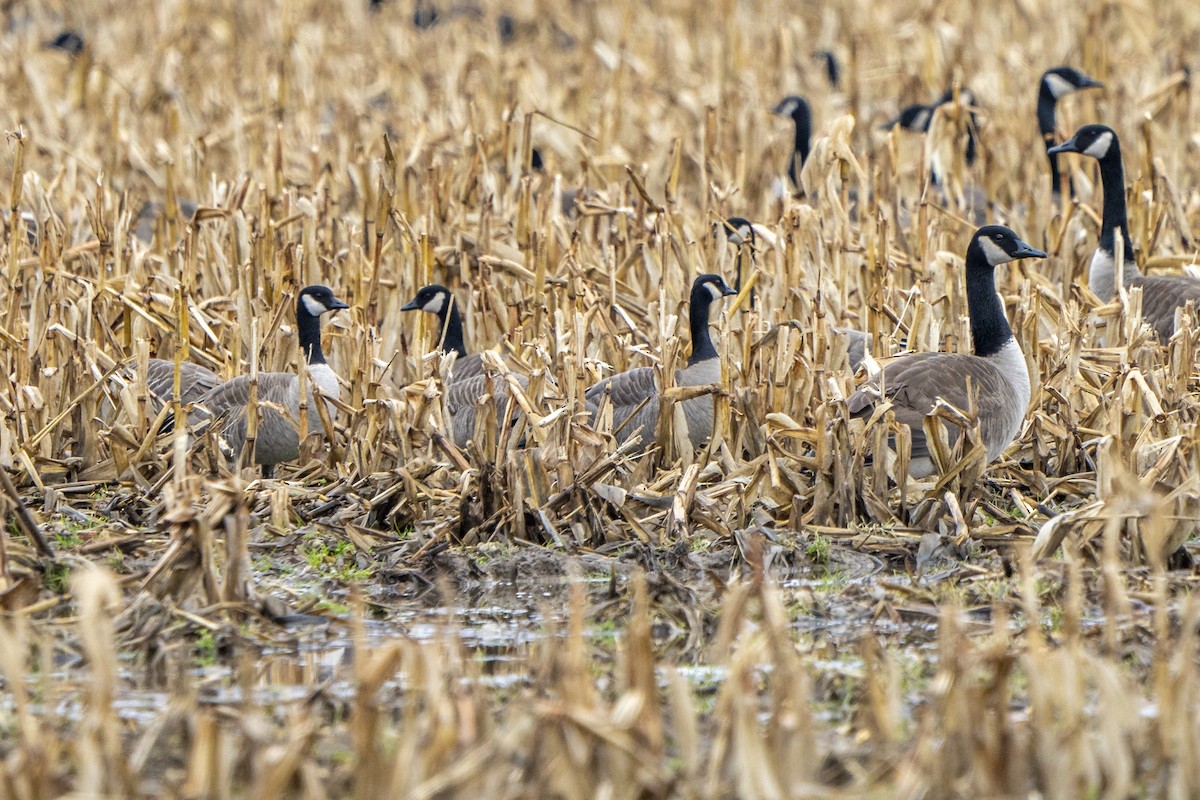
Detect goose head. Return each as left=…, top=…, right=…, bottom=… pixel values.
left=713, top=217, right=756, bottom=248
left=1041, top=66, right=1103, bottom=99
left=692, top=273, right=738, bottom=304
left=1047, top=124, right=1117, bottom=160
left=44, top=30, right=85, bottom=56
left=401, top=284, right=454, bottom=316
left=969, top=225, right=1047, bottom=268
left=815, top=50, right=839, bottom=87
left=934, top=86, right=977, bottom=108
left=771, top=95, right=811, bottom=124
left=884, top=103, right=934, bottom=132
left=297, top=285, right=350, bottom=318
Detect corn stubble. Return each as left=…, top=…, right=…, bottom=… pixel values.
left=1, top=0, right=1199, bottom=795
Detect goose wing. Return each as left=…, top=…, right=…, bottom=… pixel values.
left=145, top=359, right=221, bottom=406
left=584, top=366, right=660, bottom=449
left=443, top=372, right=529, bottom=446
left=847, top=353, right=1021, bottom=461
left=194, top=373, right=308, bottom=465
left=448, top=352, right=485, bottom=381
left=1132, top=275, right=1200, bottom=340
left=833, top=327, right=872, bottom=371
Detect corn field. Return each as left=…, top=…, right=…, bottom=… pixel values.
left=1, top=0, right=1199, bottom=796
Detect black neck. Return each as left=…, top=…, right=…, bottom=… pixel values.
left=1038, top=84, right=1071, bottom=199
left=963, top=115, right=978, bottom=167
left=1095, top=141, right=1136, bottom=263
left=964, top=248, right=1012, bottom=358
left=688, top=285, right=719, bottom=364
left=790, top=116, right=810, bottom=187
left=297, top=306, right=326, bottom=365
left=435, top=299, right=469, bottom=358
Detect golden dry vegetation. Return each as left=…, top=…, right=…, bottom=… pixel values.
left=1, top=0, right=1200, bottom=796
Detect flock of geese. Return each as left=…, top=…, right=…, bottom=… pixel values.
left=132, top=64, right=1200, bottom=485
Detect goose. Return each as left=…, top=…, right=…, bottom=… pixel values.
left=401, top=284, right=484, bottom=380
left=1049, top=124, right=1200, bottom=339
left=714, top=216, right=757, bottom=301
left=1037, top=67, right=1103, bottom=202
left=887, top=88, right=979, bottom=165
left=134, top=199, right=200, bottom=244
left=714, top=216, right=871, bottom=370
left=44, top=30, right=85, bottom=56
left=838, top=326, right=872, bottom=373
left=885, top=102, right=935, bottom=134
left=401, top=284, right=528, bottom=447
left=847, top=225, right=1045, bottom=478
left=194, top=285, right=349, bottom=475
left=771, top=96, right=812, bottom=194
left=886, top=88, right=987, bottom=224
left=815, top=50, right=840, bottom=89
left=584, top=273, right=737, bottom=453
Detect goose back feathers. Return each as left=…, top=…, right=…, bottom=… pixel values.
left=146, top=359, right=220, bottom=405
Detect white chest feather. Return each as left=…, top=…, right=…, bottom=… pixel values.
left=307, top=363, right=341, bottom=402
left=1089, top=247, right=1140, bottom=301
left=985, top=339, right=1030, bottom=408
left=1088, top=248, right=1117, bottom=300
left=983, top=338, right=1031, bottom=459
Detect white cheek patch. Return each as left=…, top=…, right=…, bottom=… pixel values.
left=1084, top=131, right=1113, bottom=159
left=302, top=295, right=329, bottom=316
left=727, top=224, right=752, bottom=245
left=913, top=109, right=931, bottom=131
left=705, top=281, right=725, bottom=300
left=423, top=294, right=446, bottom=315
left=1044, top=72, right=1075, bottom=98
left=777, top=99, right=798, bottom=116
left=979, top=237, right=1011, bottom=266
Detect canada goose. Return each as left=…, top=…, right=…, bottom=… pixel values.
left=886, top=88, right=979, bottom=165
left=885, top=90, right=987, bottom=225
left=134, top=200, right=199, bottom=244
left=838, top=327, right=872, bottom=373
left=410, top=0, right=482, bottom=28
left=771, top=96, right=812, bottom=193
left=194, top=285, right=349, bottom=475
left=528, top=146, right=585, bottom=216
left=847, top=225, right=1046, bottom=478
left=401, top=284, right=484, bottom=380
left=714, top=216, right=756, bottom=301
left=1049, top=124, right=1200, bottom=339
left=713, top=215, right=871, bottom=370
left=885, top=102, right=935, bottom=134
left=815, top=50, right=840, bottom=89
left=401, top=284, right=527, bottom=447
left=584, top=274, right=737, bottom=453
left=43, top=30, right=85, bottom=56
left=1037, top=67, right=1103, bottom=201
